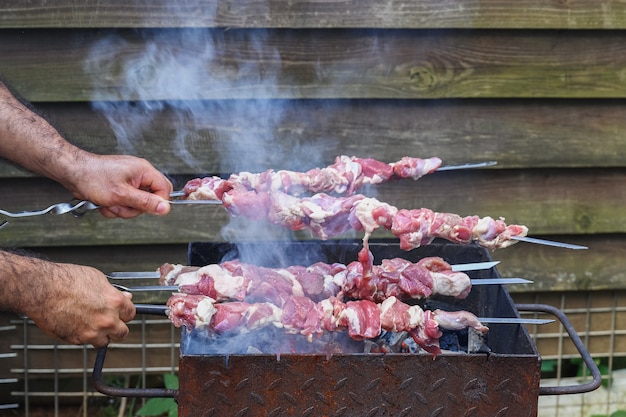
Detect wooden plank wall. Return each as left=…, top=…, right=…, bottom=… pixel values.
left=0, top=1, right=625, bottom=294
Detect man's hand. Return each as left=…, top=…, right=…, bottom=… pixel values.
left=1, top=253, right=136, bottom=347
left=31, top=263, right=136, bottom=347
left=1, top=80, right=173, bottom=218
left=66, top=154, right=173, bottom=219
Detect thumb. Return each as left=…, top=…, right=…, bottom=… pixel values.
left=129, top=190, right=171, bottom=216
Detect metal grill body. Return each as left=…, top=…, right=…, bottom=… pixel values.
left=177, top=240, right=542, bottom=417
left=178, top=353, right=540, bottom=417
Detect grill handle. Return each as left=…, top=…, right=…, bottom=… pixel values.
left=93, top=304, right=602, bottom=398
left=92, top=305, right=178, bottom=399
left=516, top=303, right=603, bottom=396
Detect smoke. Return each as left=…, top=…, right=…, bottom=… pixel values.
left=84, top=27, right=347, bottom=260
left=182, top=326, right=367, bottom=355
left=83, top=28, right=311, bottom=174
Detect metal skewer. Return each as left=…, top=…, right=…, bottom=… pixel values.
left=511, top=236, right=588, bottom=250
left=0, top=191, right=189, bottom=218
left=112, top=278, right=532, bottom=293
left=436, top=161, right=498, bottom=171
left=107, top=260, right=501, bottom=281
left=451, top=261, right=499, bottom=271
left=112, top=284, right=179, bottom=292
left=471, top=278, right=533, bottom=285
left=477, top=317, right=554, bottom=325
left=0, top=200, right=98, bottom=218
left=128, top=303, right=551, bottom=325
left=170, top=199, right=222, bottom=205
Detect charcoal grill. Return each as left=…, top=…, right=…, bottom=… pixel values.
left=93, top=239, right=601, bottom=417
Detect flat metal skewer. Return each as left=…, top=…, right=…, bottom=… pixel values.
left=477, top=317, right=554, bottom=325
left=112, top=277, right=532, bottom=293
left=436, top=161, right=498, bottom=171
left=470, top=278, right=533, bottom=285
left=511, top=235, right=588, bottom=250
left=129, top=303, right=552, bottom=325
left=170, top=199, right=223, bottom=205
left=451, top=261, right=499, bottom=271
left=112, top=284, right=179, bottom=292
left=107, top=260, right=502, bottom=281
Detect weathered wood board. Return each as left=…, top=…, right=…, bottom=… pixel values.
left=2, top=1, right=626, bottom=29
left=1, top=99, right=625, bottom=179
left=3, top=30, right=626, bottom=101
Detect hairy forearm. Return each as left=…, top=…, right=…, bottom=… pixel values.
left=0, top=80, right=87, bottom=188
left=0, top=80, right=172, bottom=218
left=0, top=249, right=136, bottom=346
left=0, top=250, right=58, bottom=318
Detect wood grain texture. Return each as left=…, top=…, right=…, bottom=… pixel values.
left=2, top=1, right=626, bottom=29
left=492, top=234, right=626, bottom=293
left=3, top=29, right=626, bottom=101
left=1, top=99, right=624, bottom=178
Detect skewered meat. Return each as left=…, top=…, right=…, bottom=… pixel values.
left=179, top=154, right=525, bottom=251
left=183, top=155, right=442, bottom=199
left=159, top=256, right=472, bottom=304
left=181, top=185, right=528, bottom=251
left=166, top=293, right=488, bottom=355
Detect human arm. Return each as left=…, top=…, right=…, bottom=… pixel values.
left=0, top=250, right=135, bottom=347
left=0, top=80, right=173, bottom=218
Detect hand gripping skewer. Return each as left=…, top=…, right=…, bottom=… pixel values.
left=0, top=160, right=587, bottom=251
left=0, top=162, right=495, bottom=217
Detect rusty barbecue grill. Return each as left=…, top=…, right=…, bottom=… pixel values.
left=93, top=240, right=601, bottom=417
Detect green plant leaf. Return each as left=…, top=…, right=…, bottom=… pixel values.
left=163, top=374, right=179, bottom=390
left=136, top=397, right=177, bottom=417
left=133, top=374, right=179, bottom=417
left=541, top=359, right=557, bottom=373
left=611, top=411, right=626, bottom=417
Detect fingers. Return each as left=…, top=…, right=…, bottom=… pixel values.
left=140, top=168, right=174, bottom=200
left=98, top=205, right=142, bottom=219
left=73, top=154, right=173, bottom=217
left=119, top=292, right=136, bottom=323
left=107, top=322, right=131, bottom=344
left=90, top=323, right=131, bottom=348
left=98, top=195, right=170, bottom=218
left=88, top=294, right=135, bottom=348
